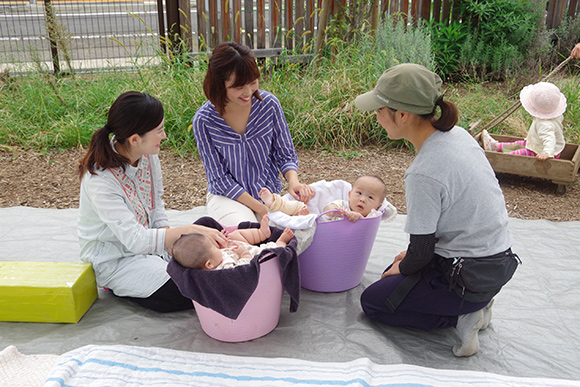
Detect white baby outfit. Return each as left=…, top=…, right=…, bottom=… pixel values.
left=216, top=241, right=279, bottom=270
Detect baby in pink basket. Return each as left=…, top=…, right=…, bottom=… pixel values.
left=259, top=175, right=387, bottom=223
left=173, top=215, right=294, bottom=270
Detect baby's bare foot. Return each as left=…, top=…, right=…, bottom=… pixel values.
left=298, top=207, right=310, bottom=215
left=259, top=187, right=274, bottom=207
left=277, top=227, right=294, bottom=246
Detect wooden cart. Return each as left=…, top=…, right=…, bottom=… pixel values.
left=474, top=133, right=580, bottom=194
left=467, top=56, right=580, bottom=194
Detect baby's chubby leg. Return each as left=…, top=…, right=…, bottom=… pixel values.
left=260, top=187, right=309, bottom=215
left=227, top=214, right=272, bottom=245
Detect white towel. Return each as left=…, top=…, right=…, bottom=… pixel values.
left=0, top=346, right=58, bottom=387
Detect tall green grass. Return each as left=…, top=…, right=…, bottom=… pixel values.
left=1, top=17, right=579, bottom=155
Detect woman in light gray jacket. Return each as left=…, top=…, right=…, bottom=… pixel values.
left=78, top=91, right=227, bottom=312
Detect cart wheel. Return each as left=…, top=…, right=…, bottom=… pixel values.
left=555, top=184, right=567, bottom=195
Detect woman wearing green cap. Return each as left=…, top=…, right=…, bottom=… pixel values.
left=356, top=63, right=520, bottom=357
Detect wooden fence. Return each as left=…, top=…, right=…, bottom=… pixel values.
left=164, top=0, right=580, bottom=56
left=1, top=0, right=578, bottom=74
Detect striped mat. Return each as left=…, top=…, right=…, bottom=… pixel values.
left=44, top=344, right=578, bottom=387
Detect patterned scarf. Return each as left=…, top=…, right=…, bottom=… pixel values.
left=109, top=154, right=153, bottom=226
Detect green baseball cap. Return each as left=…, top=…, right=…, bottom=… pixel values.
left=354, top=63, right=442, bottom=114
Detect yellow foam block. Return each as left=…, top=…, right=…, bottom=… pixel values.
left=0, top=261, right=98, bottom=323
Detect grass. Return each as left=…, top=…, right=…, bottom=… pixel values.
left=1, top=25, right=579, bottom=155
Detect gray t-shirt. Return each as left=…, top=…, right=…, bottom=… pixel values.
left=404, top=126, right=512, bottom=258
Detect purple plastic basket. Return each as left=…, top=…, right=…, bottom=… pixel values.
left=298, top=211, right=382, bottom=292
left=192, top=255, right=283, bottom=342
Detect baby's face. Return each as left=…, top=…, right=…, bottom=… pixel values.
left=348, top=177, right=384, bottom=217
left=205, top=244, right=223, bottom=270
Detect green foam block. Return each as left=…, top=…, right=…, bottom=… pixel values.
left=0, top=261, right=98, bottom=323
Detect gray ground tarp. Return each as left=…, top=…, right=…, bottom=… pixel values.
left=0, top=206, right=579, bottom=383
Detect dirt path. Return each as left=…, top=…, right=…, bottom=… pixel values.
left=1, top=147, right=579, bottom=221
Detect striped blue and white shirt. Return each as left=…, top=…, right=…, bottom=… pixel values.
left=193, top=90, right=299, bottom=200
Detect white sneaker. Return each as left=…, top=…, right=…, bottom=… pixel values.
left=481, top=130, right=498, bottom=152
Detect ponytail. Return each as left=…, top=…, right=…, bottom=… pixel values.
left=420, top=97, right=458, bottom=132
left=78, top=126, right=129, bottom=179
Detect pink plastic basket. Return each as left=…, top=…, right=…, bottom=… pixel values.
left=192, top=255, right=283, bottom=342
left=298, top=211, right=382, bottom=292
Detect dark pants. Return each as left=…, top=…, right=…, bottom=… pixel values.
left=115, top=216, right=229, bottom=313
left=120, top=279, right=194, bottom=313
left=360, top=263, right=488, bottom=330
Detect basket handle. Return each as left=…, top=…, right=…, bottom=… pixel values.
left=315, top=209, right=347, bottom=222
left=258, top=252, right=277, bottom=264
left=315, top=208, right=386, bottom=223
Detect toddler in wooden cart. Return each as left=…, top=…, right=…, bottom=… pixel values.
left=482, top=81, right=567, bottom=162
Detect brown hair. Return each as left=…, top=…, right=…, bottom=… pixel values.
left=203, top=42, right=262, bottom=115
left=419, top=97, right=458, bottom=132
left=78, top=91, right=164, bottom=179
left=172, top=233, right=212, bottom=270
left=388, top=97, right=458, bottom=132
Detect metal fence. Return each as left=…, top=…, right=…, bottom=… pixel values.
left=1, top=0, right=579, bottom=73
left=1, top=0, right=163, bottom=72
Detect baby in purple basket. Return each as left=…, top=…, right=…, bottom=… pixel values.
left=259, top=175, right=387, bottom=223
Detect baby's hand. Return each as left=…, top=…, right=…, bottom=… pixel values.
left=343, top=210, right=364, bottom=223
left=230, top=241, right=251, bottom=258
left=230, top=240, right=243, bottom=250
left=536, top=153, right=549, bottom=162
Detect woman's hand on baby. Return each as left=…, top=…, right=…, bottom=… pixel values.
left=289, top=182, right=314, bottom=203
left=193, top=225, right=229, bottom=248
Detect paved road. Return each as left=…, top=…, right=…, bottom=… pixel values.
left=0, top=1, right=199, bottom=70
left=0, top=1, right=284, bottom=72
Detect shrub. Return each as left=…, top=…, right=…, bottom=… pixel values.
left=457, top=0, right=542, bottom=80
left=430, top=20, right=469, bottom=79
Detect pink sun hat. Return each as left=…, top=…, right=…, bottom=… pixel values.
left=520, top=82, right=567, bottom=119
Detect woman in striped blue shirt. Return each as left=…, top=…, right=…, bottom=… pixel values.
left=193, top=42, right=314, bottom=226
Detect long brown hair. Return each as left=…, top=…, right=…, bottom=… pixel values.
left=203, top=42, right=262, bottom=115
left=78, top=91, right=164, bottom=179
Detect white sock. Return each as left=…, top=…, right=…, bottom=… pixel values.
left=481, top=299, right=494, bottom=331
left=453, top=309, right=484, bottom=357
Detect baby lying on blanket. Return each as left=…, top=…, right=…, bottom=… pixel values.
left=260, top=175, right=387, bottom=223
left=173, top=215, right=294, bottom=270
